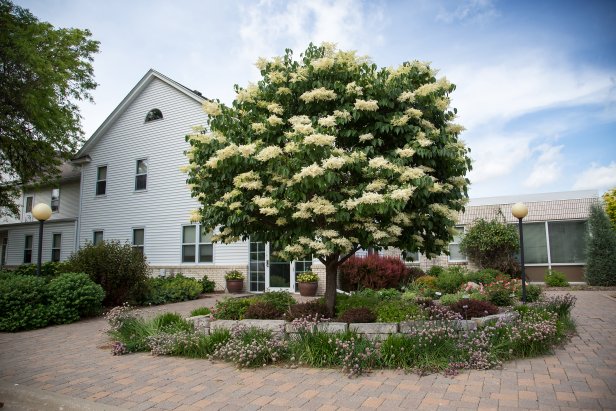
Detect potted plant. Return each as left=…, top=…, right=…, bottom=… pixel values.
left=225, top=270, right=245, bottom=293
left=296, top=272, right=318, bottom=297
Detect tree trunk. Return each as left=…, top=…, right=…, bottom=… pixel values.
left=324, top=260, right=339, bottom=318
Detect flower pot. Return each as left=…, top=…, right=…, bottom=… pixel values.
left=298, top=281, right=318, bottom=297
left=226, top=279, right=244, bottom=293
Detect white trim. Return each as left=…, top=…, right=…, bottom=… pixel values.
left=544, top=221, right=551, bottom=270
left=448, top=225, right=467, bottom=263
left=132, top=227, right=145, bottom=256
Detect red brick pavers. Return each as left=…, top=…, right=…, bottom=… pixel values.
left=1, top=291, right=615, bottom=410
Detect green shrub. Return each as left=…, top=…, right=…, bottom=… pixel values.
left=439, top=293, right=463, bottom=306
left=65, top=241, right=149, bottom=306
left=585, top=204, right=616, bottom=286
left=190, top=307, right=211, bottom=317
left=0, top=274, right=49, bottom=331
left=435, top=268, right=466, bottom=294
left=335, top=293, right=379, bottom=317
left=426, top=266, right=445, bottom=277
left=465, top=269, right=503, bottom=285
left=213, top=297, right=253, bottom=320
left=375, top=300, right=422, bottom=322
left=414, top=275, right=437, bottom=290
left=518, top=284, right=542, bottom=302
left=151, top=312, right=193, bottom=333
left=11, top=261, right=69, bottom=278
left=459, top=218, right=520, bottom=277
left=544, top=270, right=569, bottom=287
left=256, top=291, right=296, bottom=312
left=201, top=275, right=216, bottom=293
left=339, top=307, right=376, bottom=323
left=141, top=274, right=202, bottom=305
left=47, top=272, right=105, bottom=324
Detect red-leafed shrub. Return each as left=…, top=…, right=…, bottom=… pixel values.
left=449, top=299, right=499, bottom=318
left=339, top=255, right=410, bottom=291
left=339, top=307, right=377, bottom=323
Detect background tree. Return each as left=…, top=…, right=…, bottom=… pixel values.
left=603, top=188, right=616, bottom=229
left=0, top=0, right=99, bottom=216
left=585, top=203, right=616, bottom=286
left=185, top=43, right=471, bottom=315
left=459, top=217, right=520, bottom=277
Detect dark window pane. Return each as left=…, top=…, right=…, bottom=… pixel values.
left=93, top=231, right=103, bottom=245
left=199, top=244, right=213, bottom=262
left=51, top=249, right=61, bottom=262
left=52, top=233, right=61, bottom=248
left=548, top=221, right=587, bottom=263
left=96, top=181, right=106, bottom=196
left=182, top=245, right=196, bottom=262
left=25, top=235, right=33, bottom=249
left=133, top=229, right=144, bottom=246
left=97, top=166, right=107, bottom=180
left=136, top=159, right=148, bottom=174
left=25, top=197, right=33, bottom=213
left=24, top=250, right=32, bottom=264
left=51, top=189, right=60, bottom=212
left=145, top=109, right=163, bottom=122
left=522, top=223, right=548, bottom=264
left=135, top=174, right=147, bottom=190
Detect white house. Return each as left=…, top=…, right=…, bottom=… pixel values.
left=0, top=70, right=599, bottom=290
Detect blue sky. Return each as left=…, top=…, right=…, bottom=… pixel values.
left=17, top=0, right=616, bottom=198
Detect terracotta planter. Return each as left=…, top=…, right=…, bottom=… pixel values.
left=226, top=279, right=244, bottom=293
left=298, top=281, right=318, bottom=297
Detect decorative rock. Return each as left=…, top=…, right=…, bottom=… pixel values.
left=349, top=322, right=398, bottom=334
left=399, top=321, right=420, bottom=333
left=210, top=319, right=239, bottom=331
left=316, top=322, right=348, bottom=333
left=473, top=311, right=519, bottom=327
left=241, top=319, right=286, bottom=332
left=186, top=315, right=211, bottom=334
left=453, top=320, right=477, bottom=331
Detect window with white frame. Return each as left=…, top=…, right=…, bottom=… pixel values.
left=198, top=227, right=213, bottom=263
left=135, top=159, right=148, bottom=191
left=132, top=228, right=144, bottom=255
left=93, top=231, right=103, bottom=245
left=96, top=166, right=107, bottom=195
left=25, top=196, right=33, bottom=213
left=51, top=188, right=60, bottom=212
left=51, top=233, right=61, bottom=262
left=182, top=225, right=196, bottom=262
left=24, top=235, right=33, bottom=263
left=448, top=226, right=466, bottom=261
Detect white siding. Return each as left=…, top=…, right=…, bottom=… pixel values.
left=214, top=240, right=249, bottom=265
left=4, top=220, right=76, bottom=265
left=0, top=182, right=80, bottom=225
left=78, top=77, right=250, bottom=266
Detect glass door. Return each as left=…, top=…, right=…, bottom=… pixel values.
left=267, top=244, right=293, bottom=291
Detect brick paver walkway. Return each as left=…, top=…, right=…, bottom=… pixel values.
left=1, top=291, right=615, bottom=410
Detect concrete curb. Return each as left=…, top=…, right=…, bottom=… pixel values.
left=0, top=382, right=124, bottom=411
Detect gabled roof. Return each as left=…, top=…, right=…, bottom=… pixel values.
left=74, top=69, right=205, bottom=158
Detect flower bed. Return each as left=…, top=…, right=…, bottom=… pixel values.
left=106, top=294, right=577, bottom=378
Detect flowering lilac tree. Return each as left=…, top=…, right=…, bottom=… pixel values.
left=184, top=43, right=471, bottom=315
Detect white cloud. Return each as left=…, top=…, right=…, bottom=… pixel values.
left=436, top=0, right=499, bottom=24
left=466, top=133, right=533, bottom=183
left=237, top=0, right=385, bottom=72
left=524, top=144, right=564, bottom=188
left=447, top=51, right=615, bottom=130
left=572, top=162, right=616, bottom=191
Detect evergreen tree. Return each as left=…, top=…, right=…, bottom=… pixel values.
left=585, top=203, right=616, bottom=286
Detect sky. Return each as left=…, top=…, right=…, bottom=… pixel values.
left=16, top=0, right=616, bottom=198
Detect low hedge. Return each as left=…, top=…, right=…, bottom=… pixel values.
left=140, top=274, right=202, bottom=305
left=0, top=272, right=104, bottom=331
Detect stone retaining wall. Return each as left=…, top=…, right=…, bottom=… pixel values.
left=186, top=311, right=519, bottom=340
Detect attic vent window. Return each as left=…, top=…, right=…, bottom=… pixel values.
left=145, top=108, right=163, bottom=122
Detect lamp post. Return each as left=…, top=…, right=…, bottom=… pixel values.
left=512, top=202, right=528, bottom=304
left=32, top=203, right=52, bottom=276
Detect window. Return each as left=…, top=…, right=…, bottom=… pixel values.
left=135, top=159, right=147, bottom=191
left=96, top=166, right=107, bottom=195
left=93, top=231, right=103, bottom=245
left=199, top=227, right=213, bottom=262
left=182, top=225, right=196, bottom=262
left=51, top=233, right=61, bottom=262
left=132, top=228, right=144, bottom=255
left=448, top=226, right=466, bottom=261
left=403, top=250, right=420, bottom=263
left=249, top=241, right=266, bottom=292
left=522, top=223, right=548, bottom=264
left=295, top=256, right=313, bottom=275
left=145, top=108, right=163, bottom=122
left=548, top=221, right=587, bottom=264
left=24, top=235, right=33, bottom=263
left=51, top=188, right=60, bottom=212
left=25, top=196, right=33, bottom=213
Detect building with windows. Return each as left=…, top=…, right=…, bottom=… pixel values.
left=0, top=70, right=599, bottom=288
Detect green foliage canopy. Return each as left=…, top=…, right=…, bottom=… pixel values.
left=459, top=218, right=520, bottom=276
left=603, top=188, right=616, bottom=229
left=185, top=43, right=471, bottom=313
left=0, top=0, right=99, bottom=216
